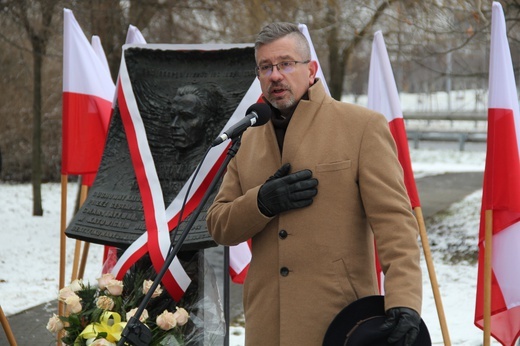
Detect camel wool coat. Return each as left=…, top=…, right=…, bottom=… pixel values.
left=206, top=80, right=422, bottom=346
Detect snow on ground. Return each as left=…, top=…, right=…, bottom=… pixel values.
left=0, top=146, right=506, bottom=345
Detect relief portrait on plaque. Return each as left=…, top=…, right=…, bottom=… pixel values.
left=65, top=45, right=257, bottom=251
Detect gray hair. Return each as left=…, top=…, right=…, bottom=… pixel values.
left=254, top=22, right=311, bottom=62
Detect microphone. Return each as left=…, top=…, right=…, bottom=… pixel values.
left=212, top=103, right=271, bottom=146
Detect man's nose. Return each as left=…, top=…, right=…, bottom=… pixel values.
left=269, top=66, right=284, bottom=81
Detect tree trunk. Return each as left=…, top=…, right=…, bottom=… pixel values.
left=327, top=0, right=397, bottom=100
left=31, top=37, right=43, bottom=216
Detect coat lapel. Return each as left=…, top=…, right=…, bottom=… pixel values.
left=282, top=80, right=327, bottom=163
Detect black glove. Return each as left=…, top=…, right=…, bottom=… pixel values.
left=380, top=307, right=421, bottom=346
left=257, top=163, right=318, bottom=217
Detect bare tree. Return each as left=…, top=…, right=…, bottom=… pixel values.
left=1, top=0, right=61, bottom=215
left=0, top=0, right=519, bottom=187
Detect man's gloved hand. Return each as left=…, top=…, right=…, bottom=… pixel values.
left=380, top=307, right=421, bottom=346
left=257, top=163, right=318, bottom=217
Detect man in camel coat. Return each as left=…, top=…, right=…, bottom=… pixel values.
left=207, top=22, right=423, bottom=346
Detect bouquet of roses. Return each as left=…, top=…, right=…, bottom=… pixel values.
left=46, top=272, right=190, bottom=346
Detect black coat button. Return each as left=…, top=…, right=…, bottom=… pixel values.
left=280, top=267, right=289, bottom=277
left=279, top=229, right=288, bottom=239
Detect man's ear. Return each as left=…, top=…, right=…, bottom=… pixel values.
left=308, top=60, right=318, bottom=84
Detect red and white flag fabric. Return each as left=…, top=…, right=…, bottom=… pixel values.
left=367, top=31, right=421, bottom=293
left=110, top=43, right=261, bottom=299
left=110, top=25, right=148, bottom=107
left=126, top=25, right=146, bottom=45
left=474, top=3, right=520, bottom=345
left=82, top=35, right=114, bottom=187
left=229, top=240, right=252, bottom=284
left=62, top=9, right=115, bottom=177
left=227, top=24, right=329, bottom=284
left=367, top=30, right=420, bottom=208
left=91, top=35, right=111, bottom=76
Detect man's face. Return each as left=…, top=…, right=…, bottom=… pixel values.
left=170, top=93, right=206, bottom=150
left=256, top=35, right=317, bottom=112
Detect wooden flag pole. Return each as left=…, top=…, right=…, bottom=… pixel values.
left=78, top=241, right=90, bottom=279
left=57, top=174, right=68, bottom=346
left=70, top=240, right=82, bottom=281
left=0, top=305, right=17, bottom=346
left=483, top=210, right=493, bottom=346
left=414, top=206, right=451, bottom=346
left=71, top=184, right=89, bottom=281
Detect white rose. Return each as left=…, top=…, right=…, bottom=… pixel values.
left=65, top=294, right=82, bottom=314
left=69, top=279, right=83, bottom=292
left=173, top=307, right=190, bottom=326
left=97, top=273, right=116, bottom=290
left=46, top=314, right=64, bottom=333
left=156, top=310, right=177, bottom=331
left=142, top=280, right=163, bottom=298
left=106, top=279, right=124, bottom=296
left=58, top=286, right=76, bottom=302
left=96, top=295, right=115, bottom=310
left=90, top=338, right=116, bottom=346
left=126, top=308, right=148, bottom=323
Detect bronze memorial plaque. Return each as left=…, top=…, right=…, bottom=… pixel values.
left=65, top=45, right=256, bottom=251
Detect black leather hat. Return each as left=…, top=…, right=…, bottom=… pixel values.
left=323, top=295, right=431, bottom=345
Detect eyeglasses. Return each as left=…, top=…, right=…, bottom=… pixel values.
left=255, top=60, right=310, bottom=77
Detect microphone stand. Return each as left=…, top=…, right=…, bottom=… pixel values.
left=118, top=137, right=242, bottom=346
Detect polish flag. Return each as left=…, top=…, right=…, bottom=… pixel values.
left=62, top=9, right=115, bottom=176
left=80, top=35, right=114, bottom=187
left=474, top=3, right=520, bottom=345
left=228, top=24, right=328, bottom=284
left=367, top=31, right=419, bottom=208
left=367, top=31, right=420, bottom=293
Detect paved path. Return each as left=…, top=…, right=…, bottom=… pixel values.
left=0, top=171, right=484, bottom=345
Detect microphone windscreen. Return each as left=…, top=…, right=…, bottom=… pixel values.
left=246, top=103, right=272, bottom=126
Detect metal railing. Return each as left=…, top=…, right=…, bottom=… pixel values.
left=403, top=112, right=487, bottom=150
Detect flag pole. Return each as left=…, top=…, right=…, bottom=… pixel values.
left=0, top=305, right=17, bottom=346
left=70, top=240, right=81, bottom=281
left=78, top=185, right=90, bottom=278
left=78, top=242, right=90, bottom=279
left=57, top=174, right=68, bottom=346
left=483, top=209, right=493, bottom=346
left=414, top=206, right=451, bottom=345
left=71, top=184, right=89, bottom=281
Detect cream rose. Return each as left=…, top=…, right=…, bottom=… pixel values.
left=58, top=286, right=76, bottom=302
left=96, top=295, right=115, bottom=310
left=156, top=310, right=177, bottom=331
left=89, top=338, right=116, bottom=346
left=106, top=279, right=124, bottom=296
left=69, top=279, right=83, bottom=292
left=65, top=294, right=82, bottom=314
left=126, top=308, right=149, bottom=323
left=173, top=307, right=190, bottom=326
left=46, top=314, right=64, bottom=333
left=142, top=280, right=163, bottom=298
left=97, top=273, right=116, bottom=290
